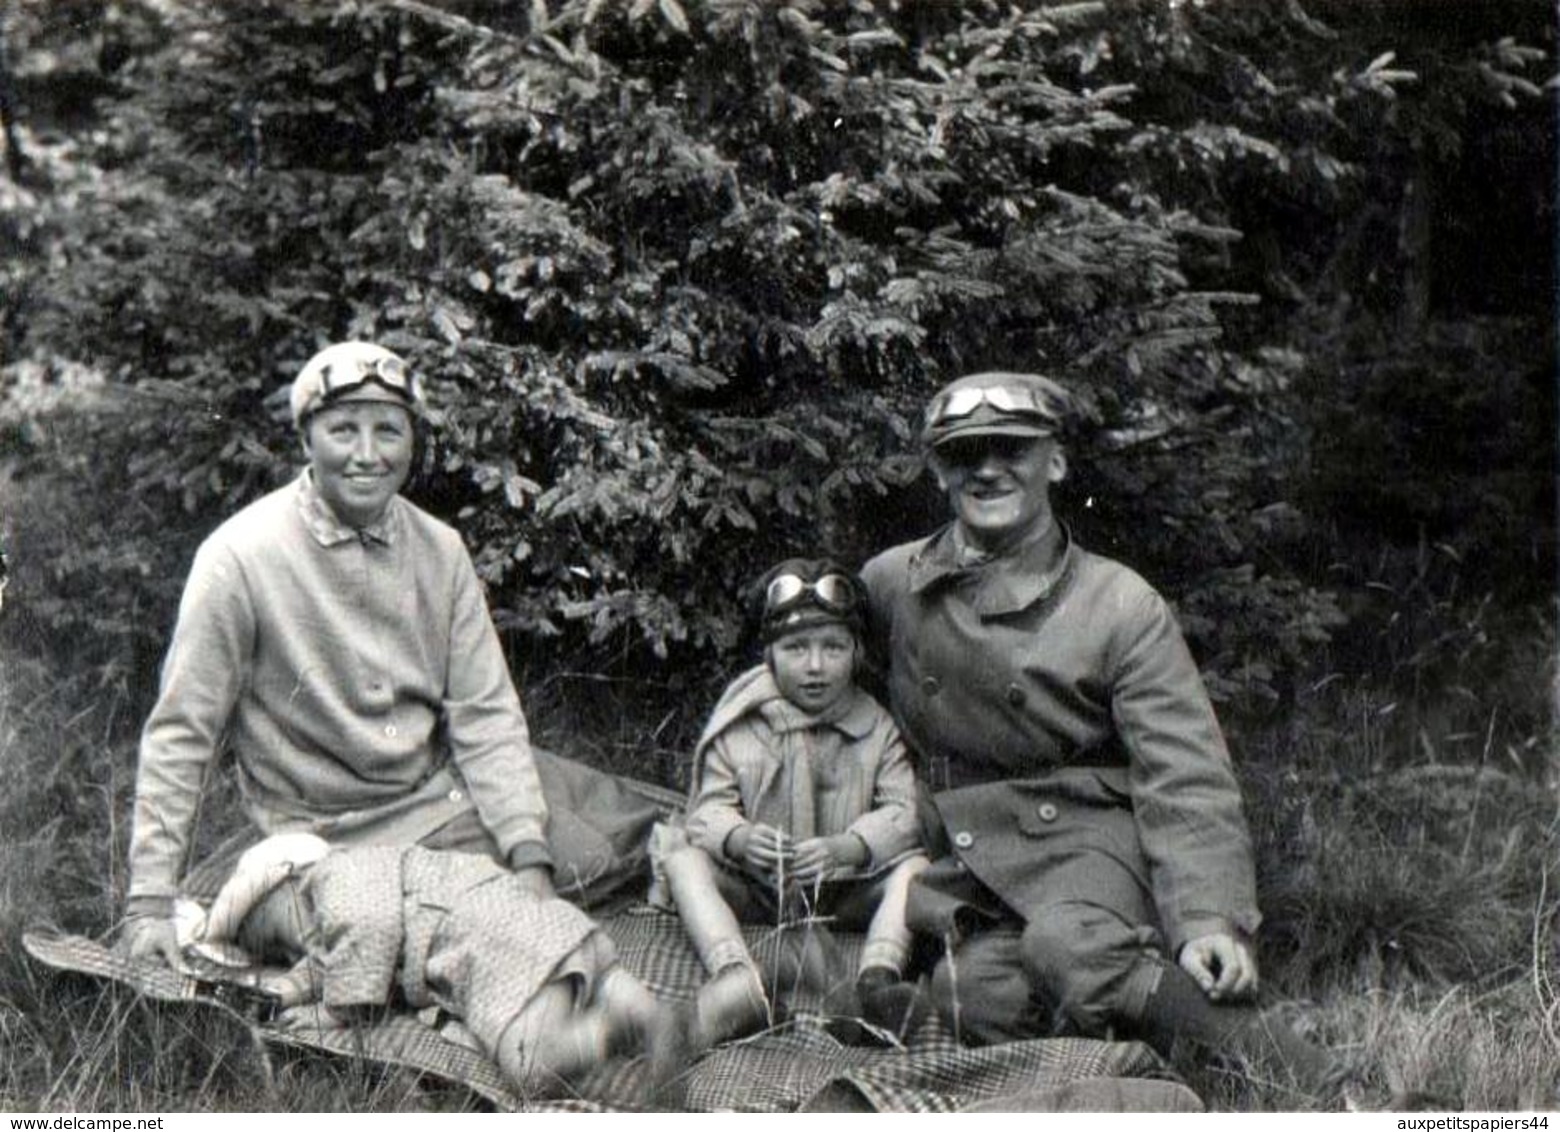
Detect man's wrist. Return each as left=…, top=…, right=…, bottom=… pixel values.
left=1171, top=916, right=1243, bottom=958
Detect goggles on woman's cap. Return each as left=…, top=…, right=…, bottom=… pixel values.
left=319, top=353, right=416, bottom=401
left=920, top=372, right=1071, bottom=448
left=290, top=341, right=424, bottom=426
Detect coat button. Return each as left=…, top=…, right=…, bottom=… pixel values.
left=922, top=675, right=940, bottom=695
left=1006, top=683, right=1024, bottom=706
left=953, top=831, right=974, bottom=849
left=1037, top=803, right=1058, bottom=823
left=449, top=788, right=464, bottom=803
left=384, top=724, right=398, bottom=738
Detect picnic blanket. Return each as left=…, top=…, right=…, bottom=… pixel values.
left=23, top=907, right=1182, bottom=1112
left=21, top=764, right=1185, bottom=1111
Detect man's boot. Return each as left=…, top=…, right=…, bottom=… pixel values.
left=1134, top=964, right=1336, bottom=1098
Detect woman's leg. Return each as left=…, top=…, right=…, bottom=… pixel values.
left=592, top=959, right=696, bottom=1105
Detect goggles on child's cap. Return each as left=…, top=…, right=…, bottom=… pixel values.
left=765, top=572, right=856, bottom=616
left=289, top=341, right=425, bottom=427
left=757, top=559, right=866, bottom=642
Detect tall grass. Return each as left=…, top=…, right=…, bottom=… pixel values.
left=2, top=449, right=1555, bottom=1111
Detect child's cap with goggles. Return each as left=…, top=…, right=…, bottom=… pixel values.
left=289, top=341, right=425, bottom=427
left=756, top=558, right=867, bottom=643
left=920, top=371, right=1073, bottom=449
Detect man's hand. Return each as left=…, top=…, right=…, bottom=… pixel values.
left=120, top=914, right=181, bottom=969
left=1178, top=931, right=1258, bottom=1002
left=790, top=834, right=869, bottom=884
left=727, top=823, right=794, bottom=875
left=510, top=865, right=555, bottom=901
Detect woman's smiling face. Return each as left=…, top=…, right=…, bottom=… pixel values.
left=303, top=400, right=414, bottom=529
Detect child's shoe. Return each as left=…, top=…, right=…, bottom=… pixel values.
left=693, top=962, right=770, bottom=1049
left=855, top=965, right=929, bottom=1042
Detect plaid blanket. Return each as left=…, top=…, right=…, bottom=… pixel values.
left=24, top=756, right=1186, bottom=1111
left=23, top=904, right=1177, bottom=1112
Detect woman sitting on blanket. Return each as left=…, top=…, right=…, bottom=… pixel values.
left=120, top=340, right=656, bottom=969
left=657, top=559, right=931, bottom=1048
left=186, top=833, right=687, bottom=1096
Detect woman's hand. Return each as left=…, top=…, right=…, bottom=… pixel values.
left=120, top=914, right=181, bottom=969
left=789, top=834, right=869, bottom=884
left=273, top=1002, right=351, bottom=1033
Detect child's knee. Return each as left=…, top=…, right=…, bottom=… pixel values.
left=571, top=927, right=619, bottom=973
left=662, top=842, right=717, bottom=880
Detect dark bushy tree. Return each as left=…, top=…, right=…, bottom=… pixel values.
left=1, top=0, right=1549, bottom=736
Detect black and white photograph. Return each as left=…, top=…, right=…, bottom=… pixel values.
left=0, top=0, right=1554, bottom=1116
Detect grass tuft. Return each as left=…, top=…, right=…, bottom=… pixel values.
left=2, top=454, right=1554, bottom=1111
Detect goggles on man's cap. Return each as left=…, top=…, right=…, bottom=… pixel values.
left=920, top=372, right=1071, bottom=448
left=290, top=341, right=424, bottom=427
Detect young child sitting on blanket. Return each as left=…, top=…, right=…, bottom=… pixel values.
left=658, top=558, right=931, bottom=1048
left=188, top=833, right=688, bottom=1098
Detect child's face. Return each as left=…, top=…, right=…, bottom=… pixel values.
left=768, top=623, right=857, bottom=715
left=235, top=879, right=314, bottom=963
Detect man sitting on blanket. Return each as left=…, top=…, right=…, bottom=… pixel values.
left=185, top=833, right=687, bottom=1096
left=861, top=372, right=1343, bottom=1100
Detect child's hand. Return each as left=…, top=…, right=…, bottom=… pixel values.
left=273, top=1002, right=351, bottom=1033
left=790, top=834, right=869, bottom=884
left=262, top=957, right=324, bottom=1008
left=729, top=823, right=794, bottom=875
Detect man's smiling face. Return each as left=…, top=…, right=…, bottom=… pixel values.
left=930, top=433, right=1066, bottom=553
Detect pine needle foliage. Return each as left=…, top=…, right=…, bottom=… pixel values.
left=12, top=0, right=1545, bottom=705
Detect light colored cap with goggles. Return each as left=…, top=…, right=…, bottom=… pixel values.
left=921, top=371, right=1073, bottom=449
left=289, top=341, right=425, bottom=428
left=758, top=558, right=865, bottom=642
left=173, top=832, right=330, bottom=968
